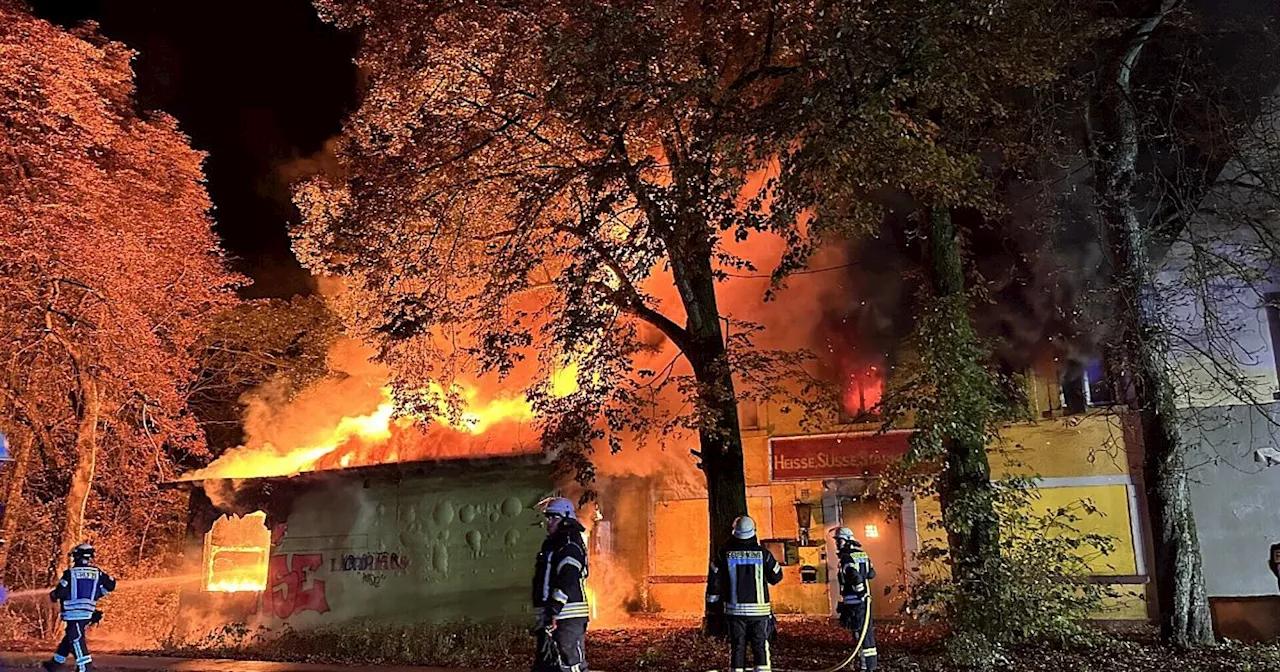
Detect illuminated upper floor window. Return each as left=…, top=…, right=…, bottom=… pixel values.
left=839, top=364, right=883, bottom=423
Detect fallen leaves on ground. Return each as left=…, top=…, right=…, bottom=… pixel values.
left=115, top=616, right=1279, bottom=671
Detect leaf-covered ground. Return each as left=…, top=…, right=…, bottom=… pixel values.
left=584, top=617, right=1280, bottom=672
left=86, top=616, right=1280, bottom=671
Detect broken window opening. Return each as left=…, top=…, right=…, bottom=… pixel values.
left=204, top=511, right=269, bottom=593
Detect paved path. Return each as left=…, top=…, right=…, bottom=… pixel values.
left=0, top=652, right=507, bottom=672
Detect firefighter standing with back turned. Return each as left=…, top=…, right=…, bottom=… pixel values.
left=531, top=497, right=590, bottom=672
left=42, top=543, right=115, bottom=672
left=834, top=527, right=878, bottom=671
left=706, top=515, right=783, bottom=672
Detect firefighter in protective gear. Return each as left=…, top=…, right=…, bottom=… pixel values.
left=43, top=543, right=115, bottom=672
left=531, top=497, right=590, bottom=672
left=706, top=515, right=783, bottom=672
left=833, top=527, right=877, bottom=671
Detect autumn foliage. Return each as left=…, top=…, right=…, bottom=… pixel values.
left=0, top=0, right=238, bottom=629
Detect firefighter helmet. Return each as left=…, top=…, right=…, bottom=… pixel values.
left=69, top=543, right=94, bottom=563
left=732, top=515, right=757, bottom=539
left=832, top=526, right=857, bottom=543
left=538, top=497, right=577, bottom=520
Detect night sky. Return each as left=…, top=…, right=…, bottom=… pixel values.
left=26, top=0, right=1274, bottom=303
left=30, top=0, right=358, bottom=299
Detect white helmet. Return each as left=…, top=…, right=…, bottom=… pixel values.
left=70, top=543, right=95, bottom=563
left=832, top=526, right=857, bottom=543
left=538, top=497, right=577, bottom=520
left=732, top=515, right=757, bottom=539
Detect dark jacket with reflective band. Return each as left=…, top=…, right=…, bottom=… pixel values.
left=532, top=519, right=590, bottom=620
left=51, top=565, right=116, bottom=621
left=706, top=536, right=784, bottom=617
left=838, top=546, right=875, bottom=605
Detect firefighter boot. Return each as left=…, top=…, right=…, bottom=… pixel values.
left=41, top=660, right=61, bottom=672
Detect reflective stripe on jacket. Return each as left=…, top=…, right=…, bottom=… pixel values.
left=532, top=521, right=590, bottom=620
left=706, top=536, right=783, bottom=617
left=52, top=566, right=115, bottom=621
left=838, top=548, right=875, bottom=605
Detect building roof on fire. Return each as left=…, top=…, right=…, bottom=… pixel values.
left=160, top=452, right=550, bottom=491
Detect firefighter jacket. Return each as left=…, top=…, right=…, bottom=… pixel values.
left=50, top=565, right=116, bottom=622
left=838, top=545, right=876, bottom=606
left=532, top=518, right=590, bottom=620
left=705, top=536, right=784, bottom=617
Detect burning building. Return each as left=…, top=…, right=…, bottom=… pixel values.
left=163, top=239, right=1157, bottom=636
left=168, top=455, right=558, bottom=635
left=166, top=353, right=1155, bottom=637
left=638, top=360, right=1152, bottom=622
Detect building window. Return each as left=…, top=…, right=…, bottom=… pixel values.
left=1085, top=359, right=1114, bottom=407
left=1060, top=357, right=1114, bottom=413
left=739, top=398, right=760, bottom=430
left=1265, top=292, right=1280, bottom=398
left=839, top=365, right=883, bottom=423
left=204, top=511, right=269, bottom=593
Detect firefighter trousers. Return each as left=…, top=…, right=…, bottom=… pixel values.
left=533, top=616, right=588, bottom=672
left=728, top=615, right=771, bottom=672
left=846, top=602, right=877, bottom=671
left=47, top=620, right=93, bottom=671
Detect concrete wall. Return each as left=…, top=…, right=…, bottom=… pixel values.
left=1155, top=86, right=1280, bottom=409
left=1185, top=403, right=1280, bottom=598
left=1154, top=87, right=1280, bottom=640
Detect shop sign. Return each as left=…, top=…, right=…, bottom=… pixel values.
left=770, top=432, right=910, bottom=481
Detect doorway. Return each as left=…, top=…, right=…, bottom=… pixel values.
left=839, top=497, right=906, bottom=619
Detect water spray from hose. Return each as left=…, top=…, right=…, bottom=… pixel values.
left=0, top=574, right=204, bottom=606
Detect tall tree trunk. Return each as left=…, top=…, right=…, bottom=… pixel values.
left=665, top=227, right=748, bottom=636
left=1093, top=0, right=1212, bottom=646
left=57, top=371, right=100, bottom=568
left=925, top=206, right=1002, bottom=620
left=677, top=262, right=749, bottom=558
left=45, top=300, right=103, bottom=587
left=0, top=426, right=34, bottom=575
left=692, top=353, right=749, bottom=560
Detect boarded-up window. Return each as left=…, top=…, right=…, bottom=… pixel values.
left=1028, top=485, right=1138, bottom=576
left=652, top=497, right=773, bottom=576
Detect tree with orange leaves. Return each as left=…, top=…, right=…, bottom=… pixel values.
left=294, top=1, right=1097, bottom=636
left=295, top=0, right=833, bottom=583
left=0, top=1, right=239, bottom=589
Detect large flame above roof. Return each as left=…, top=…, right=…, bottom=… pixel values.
left=180, top=350, right=580, bottom=483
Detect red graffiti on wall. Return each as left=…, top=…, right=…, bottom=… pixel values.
left=266, top=553, right=330, bottom=619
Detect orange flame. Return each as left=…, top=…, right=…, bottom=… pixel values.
left=204, top=513, right=269, bottom=593
left=187, top=361, right=582, bottom=482
left=206, top=577, right=266, bottom=593
left=842, top=365, right=883, bottom=417
left=416, top=382, right=536, bottom=434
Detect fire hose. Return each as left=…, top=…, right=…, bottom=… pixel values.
left=704, top=595, right=872, bottom=672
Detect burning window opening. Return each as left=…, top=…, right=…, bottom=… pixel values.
left=840, top=365, right=884, bottom=422
left=204, top=512, right=270, bottom=593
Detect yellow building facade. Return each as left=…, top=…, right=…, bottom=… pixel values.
left=642, top=365, right=1152, bottom=621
